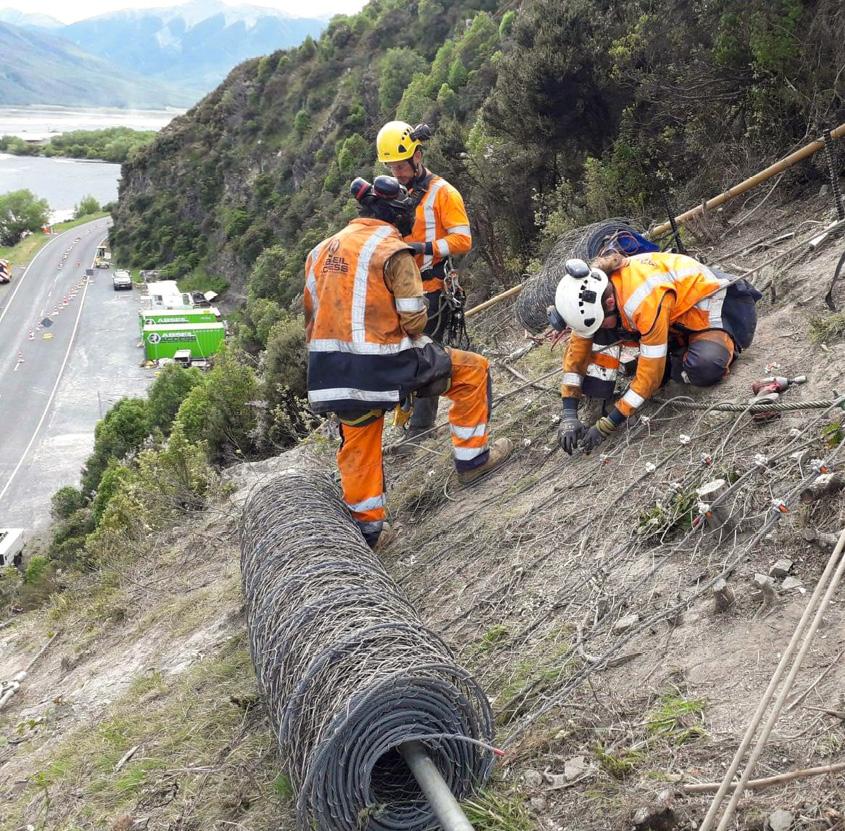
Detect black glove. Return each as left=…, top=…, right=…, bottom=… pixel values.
left=558, top=409, right=587, bottom=455
left=408, top=242, right=425, bottom=255
left=580, top=416, right=617, bottom=453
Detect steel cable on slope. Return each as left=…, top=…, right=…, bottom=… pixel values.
left=240, top=469, right=494, bottom=831
left=514, top=218, right=644, bottom=332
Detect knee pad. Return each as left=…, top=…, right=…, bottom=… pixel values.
left=683, top=339, right=732, bottom=387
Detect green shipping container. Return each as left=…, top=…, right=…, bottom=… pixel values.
left=138, top=308, right=220, bottom=333
left=143, top=322, right=226, bottom=361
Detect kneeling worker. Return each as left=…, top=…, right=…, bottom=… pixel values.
left=304, top=175, right=512, bottom=547
left=551, top=250, right=761, bottom=454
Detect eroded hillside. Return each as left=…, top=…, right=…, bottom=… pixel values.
left=3, top=190, right=845, bottom=830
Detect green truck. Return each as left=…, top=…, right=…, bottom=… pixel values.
left=143, top=322, right=226, bottom=361
left=138, top=307, right=221, bottom=334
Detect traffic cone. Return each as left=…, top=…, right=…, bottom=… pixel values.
left=17, top=351, right=23, bottom=363
left=62, top=297, right=68, bottom=306
left=52, top=306, right=59, bottom=316
left=28, top=330, right=34, bottom=340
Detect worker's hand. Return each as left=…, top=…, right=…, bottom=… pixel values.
left=580, top=416, right=617, bottom=453
left=408, top=242, right=425, bottom=255
left=558, top=412, right=587, bottom=455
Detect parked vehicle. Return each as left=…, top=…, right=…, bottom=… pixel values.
left=0, top=528, right=24, bottom=567
left=112, top=270, right=133, bottom=291
left=143, top=322, right=226, bottom=361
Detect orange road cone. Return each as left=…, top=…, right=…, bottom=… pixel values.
left=28, top=330, right=34, bottom=340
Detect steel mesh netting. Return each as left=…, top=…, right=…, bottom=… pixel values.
left=240, top=470, right=495, bottom=831
left=514, top=218, right=644, bottom=332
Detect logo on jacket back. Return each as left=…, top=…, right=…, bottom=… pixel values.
left=322, top=238, right=349, bottom=274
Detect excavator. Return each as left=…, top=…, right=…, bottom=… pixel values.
left=94, top=244, right=112, bottom=269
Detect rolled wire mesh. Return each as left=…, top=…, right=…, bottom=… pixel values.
left=515, top=218, right=644, bottom=332
left=240, top=469, right=494, bottom=830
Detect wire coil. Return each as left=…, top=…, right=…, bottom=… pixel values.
left=515, top=218, right=644, bottom=332
left=240, top=470, right=494, bottom=830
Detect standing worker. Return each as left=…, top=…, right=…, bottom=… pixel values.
left=376, top=120, right=472, bottom=451
left=550, top=251, right=761, bottom=454
left=304, top=175, right=512, bottom=548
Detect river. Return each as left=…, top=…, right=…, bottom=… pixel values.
left=0, top=106, right=182, bottom=222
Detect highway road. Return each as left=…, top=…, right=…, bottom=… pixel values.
left=0, top=218, right=153, bottom=532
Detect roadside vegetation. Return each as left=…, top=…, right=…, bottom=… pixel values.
left=0, top=209, right=109, bottom=263
left=0, top=127, right=157, bottom=164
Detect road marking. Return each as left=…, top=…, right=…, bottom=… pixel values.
left=0, top=219, right=108, bottom=329
left=0, top=254, right=95, bottom=506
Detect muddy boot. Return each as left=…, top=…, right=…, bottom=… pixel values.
left=457, top=438, right=514, bottom=486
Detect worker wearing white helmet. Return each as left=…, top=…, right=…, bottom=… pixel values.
left=549, top=251, right=761, bottom=454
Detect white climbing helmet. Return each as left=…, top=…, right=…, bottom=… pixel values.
left=553, top=258, right=609, bottom=337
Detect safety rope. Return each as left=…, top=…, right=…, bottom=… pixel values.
left=654, top=397, right=845, bottom=413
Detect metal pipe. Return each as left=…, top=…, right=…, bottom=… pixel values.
left=399, top=741, right=475, bottom=831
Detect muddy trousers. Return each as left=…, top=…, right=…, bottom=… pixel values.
left=337, top=348, right=492, bottom=546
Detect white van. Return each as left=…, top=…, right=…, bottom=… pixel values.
left=0, top=528, right=24, bottom=567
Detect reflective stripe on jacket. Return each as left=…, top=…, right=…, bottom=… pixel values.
left=406, top=173, right=472, bottom=292
left=304, top=217, right=427, bottom=413
left=562, top=252, right=731, bottom=417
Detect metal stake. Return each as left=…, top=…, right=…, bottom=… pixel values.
left=399, top=741, right=475, bottom=831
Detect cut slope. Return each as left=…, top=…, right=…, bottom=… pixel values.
left=2, top=194, right=845, bottom=830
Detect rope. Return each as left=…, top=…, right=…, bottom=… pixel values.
left=700, top=527, right=845, bottom=831
left=240, top=470, right=494, bottom=831
left=654, top=397, right=845, bottom=413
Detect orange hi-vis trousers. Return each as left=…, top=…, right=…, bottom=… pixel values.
left=337, top=348, right=491, bottom=544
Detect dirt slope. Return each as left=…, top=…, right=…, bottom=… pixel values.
left=2, top=192, right=845, bottom=830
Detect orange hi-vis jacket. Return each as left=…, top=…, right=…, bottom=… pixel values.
left=304, top=217, right=429, bottom=414
left=562, top=252, right=730, bottom=418
left=407, top=173, right=472, bottom=292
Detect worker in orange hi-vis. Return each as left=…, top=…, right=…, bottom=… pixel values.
left=304, top=175, right=512, bottom=549
left=549, top=251, right=761, bottom=455
left=375, top=120, right=473, bottom=453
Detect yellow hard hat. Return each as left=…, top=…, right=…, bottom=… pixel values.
left=376, top=120, right=421, bottom=163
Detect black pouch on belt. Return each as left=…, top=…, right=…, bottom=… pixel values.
left=410, top=341, right=453, bottom=398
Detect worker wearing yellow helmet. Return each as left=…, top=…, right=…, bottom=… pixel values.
left=376, top=120, right=473, bottom=452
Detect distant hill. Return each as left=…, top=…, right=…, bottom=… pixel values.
left=0, top=8, right=62, bottom=30
left=62, top=0, right=326, bottom=95
left=0, top=22, right=195, bottom=107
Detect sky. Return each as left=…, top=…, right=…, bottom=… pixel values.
left=2, top=0, right=368, bottom=24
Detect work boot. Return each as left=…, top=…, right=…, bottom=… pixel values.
left=372, top=521, right=399, bottom=551
left=392, top=425, right=432, bottom=459
left=457, top=438, right=514, bottom=486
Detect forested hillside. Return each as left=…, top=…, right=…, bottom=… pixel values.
left=110, top=0, right=843, bottom=448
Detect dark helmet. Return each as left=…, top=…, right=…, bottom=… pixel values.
left=351, top=175, right=415, bottom=236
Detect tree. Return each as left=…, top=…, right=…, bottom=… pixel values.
left=81, top=398, right=150, bottom=495
left=0, top=190, right=50, bottom=245
left=74, top=195, right=101, bottom=218
left=378, top=47, right=430, bottom=115
left=51, top=486, right=86, bottom=521
left=146, top=363, right=204, bottom=433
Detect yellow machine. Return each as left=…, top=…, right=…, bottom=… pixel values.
left=94, top=244, right=112, bottom=269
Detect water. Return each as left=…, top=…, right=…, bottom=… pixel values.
left=0, top=105, right=181, bottom=141
left=0, top=154, right=122, bottom=222
left=0, top=106, right=183, bottom=221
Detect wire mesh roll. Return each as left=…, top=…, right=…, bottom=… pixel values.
left=240, top=470, right=495, bottom=830
left=515, top=218, right=644, bottom=332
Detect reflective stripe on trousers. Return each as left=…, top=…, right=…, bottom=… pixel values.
left=338, top=416, right=387, bottom=540
left=445, top=348, right=491, bottom=472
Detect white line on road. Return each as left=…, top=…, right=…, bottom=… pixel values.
left=0, top=221, right=104, bottom=329
left=0, top=258, right=94, bottom=507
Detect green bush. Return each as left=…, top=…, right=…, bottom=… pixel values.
left=81, top=398, right=150, bottom=496
left=74, top=195, right=101, bottom=218
left=146, top=363, right=204, bottom=433
left=51, top=486, right=86, bottom=521
left=0, top=189, right=50, bottom=245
